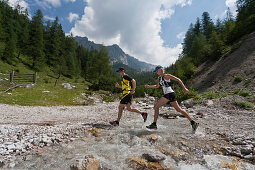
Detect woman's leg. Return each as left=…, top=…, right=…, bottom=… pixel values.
left=153, top=97, right=169, bottom=123
left=170, top=101, right=192, bottom=121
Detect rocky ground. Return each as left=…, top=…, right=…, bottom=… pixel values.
left=0, top=95, right=254, bottom=170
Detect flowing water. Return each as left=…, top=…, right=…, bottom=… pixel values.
left=11, top=112, right=255, bottom=170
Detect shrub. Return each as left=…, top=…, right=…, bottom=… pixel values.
left=233, top=101, right=254, bottom=110
left=244, top=78, right=252, bottom=87
left=234, top=76, right=242, bottom=83
left=234, top=90, right=250, bottom=97
left=175, top=88, right=200, bottom=103
left=202, top=91, right=228, bottom=99
left=102, top=96, right=115, bottom=102
left=43, top=78, right=50, bottom=84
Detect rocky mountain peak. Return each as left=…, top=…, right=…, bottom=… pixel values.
left=74, top=36, right=155, bottom=72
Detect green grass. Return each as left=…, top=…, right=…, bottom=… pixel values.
left=233, top=101, right=254, bottom=110
left=244, top=78, right=252, bottom=87
left=202, top=91, right=228, bottom=99
left=234, top=75, right=242, bottom=83
left=0, top=61, right=91, bottom=106
left=234, top=90, right=251, bottom=97
left=0, top=60, right=120, bottom=106
left=0, top=83, right=91, bottom=106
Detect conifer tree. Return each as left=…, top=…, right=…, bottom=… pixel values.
left=183, top=24, right=195, bottom=55
left=201, top=12, right=215, bottom=40
left=29, top=9, right=45, bottom=71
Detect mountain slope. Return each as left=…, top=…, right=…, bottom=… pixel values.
left=192, top=31, right=255, bottom=92
left=74, top=36, right=155, bottom=72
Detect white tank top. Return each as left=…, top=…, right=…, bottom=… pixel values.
left=159, top=76, right=174, bottom=94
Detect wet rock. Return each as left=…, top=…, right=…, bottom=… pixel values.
left=182, top=99, right=195, bottom=108
left=142, top=150, right=166, bottom=162
left=244, top=154, right=255, bottom=161
left=128, top=157, right=168, bottom=170
left=221, top=146, right=242, bottom=157
left=9, top=162, right=15, bottom=168
left=196, top=111, right=204, bottom=118
left=150, top=134, right=158, bottom=142
left=70, top=155, right=100, bottom=170
left=240, top=145, right=253, bottom=156
left=232, top=138, right=247, bottom=145
left=88, top=128, right=99, bottom=137
left=204, top=155, right=245, bottom=170
left=0, top=160, right=4, bottom=168
left=157, top=146, right=188, bottom=162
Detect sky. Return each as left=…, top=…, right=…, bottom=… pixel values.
left=8, top=0, right=237, bottom=67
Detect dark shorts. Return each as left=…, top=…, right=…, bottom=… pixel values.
left=120, top=93, right=132, bottom=104
left=163, top=92, right=176, bottom=102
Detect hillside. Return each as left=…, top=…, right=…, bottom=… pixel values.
left=74, top=36, right=155, bottom=72
left=192, top=31, right=255, bottom=92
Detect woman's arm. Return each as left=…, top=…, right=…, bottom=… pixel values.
left=144, top=78, right=160, bottom=89
left=165, top=74, right=190, bottom=94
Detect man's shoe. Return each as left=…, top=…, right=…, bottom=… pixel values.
left=142, top=112, right=148, bottom=122
left=110, top=121, right=119, bottom=126
left=191, top=121, right=199, bottom=132
left=146, top=123, right=157, bottom=129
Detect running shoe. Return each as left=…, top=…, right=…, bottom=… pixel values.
left=146, top=123, right=157, bottom=129
left=142, top=112, right=148, bottom=122
left=110, top=121, right=119, bottom=126
left=191, top=121, right=199, bottom=132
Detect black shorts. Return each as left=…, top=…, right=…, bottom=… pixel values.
left=120, top=93, right=132, bottom=104
left=163, top=92, right=176, bottom=102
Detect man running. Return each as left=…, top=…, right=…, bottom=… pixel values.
left=110, top=67, right=148, bottom=126
left=144, top=65, right=199, bottom=131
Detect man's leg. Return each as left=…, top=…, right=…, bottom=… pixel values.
left=117, top=104, right=125, bottom=122
left=126, top=103, right=142, bottom=114
left=126, top=103, right=148, bottom=122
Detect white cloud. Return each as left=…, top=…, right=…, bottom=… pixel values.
left=226, top=0, right=237, bottom=17
left=68, top=13, right=79, bottom=23
left=8, top=0, right=29, bottom=11
left=35, top=0, right=61, bottom=8
left=44, top=15, right=55, bottom=21
left=45, top=0, right=61, bottom=7
left=35, top=0, right=76, bottom=9
left=70, top=0, right=191, bottom=66
left=64, top=0, right=76, bottom=2
left=177, top=32, right=185, bottom=40
left=215, top=0, right=237, bottom=20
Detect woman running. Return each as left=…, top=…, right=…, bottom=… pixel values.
left=145, top=65, right=199, bottom=131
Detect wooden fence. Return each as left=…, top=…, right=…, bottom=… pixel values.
left=10, top=70, right=37, bottom=84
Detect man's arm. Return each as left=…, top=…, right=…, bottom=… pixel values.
left=115, top=82, right=122, bottom=88
left=131, top=79, right=136, bottom=94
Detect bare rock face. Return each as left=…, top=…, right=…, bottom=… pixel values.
left=70, top=155, right=100, bottom=170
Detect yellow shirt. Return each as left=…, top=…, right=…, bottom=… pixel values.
left=122, top=75, right=133, bottom=95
